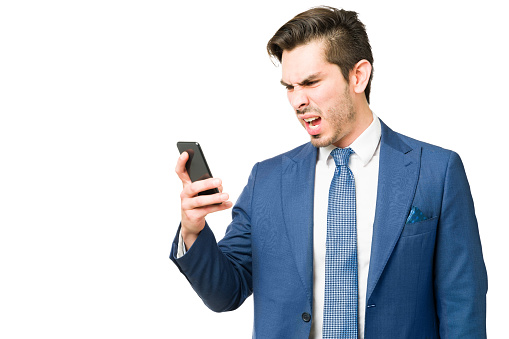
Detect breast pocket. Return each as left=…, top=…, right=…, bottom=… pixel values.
left=400, top=216, right=438, bottom=237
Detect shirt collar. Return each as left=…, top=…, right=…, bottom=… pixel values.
left=318, top=112, right=381, bottom=167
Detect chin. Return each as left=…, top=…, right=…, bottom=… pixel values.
left=309, top=135, right=334, bottom=148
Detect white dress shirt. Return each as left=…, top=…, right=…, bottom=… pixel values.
left=178, top=114, right=382, bottom=339
left=310, top=113, right=381, bottom=339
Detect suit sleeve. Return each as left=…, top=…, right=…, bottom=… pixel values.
left=169, top=163, right=258, bottom=312
left=434, top=152, right=487, bottom=338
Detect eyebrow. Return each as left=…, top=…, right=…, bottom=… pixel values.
left=280, top=73, right=322, bottom=88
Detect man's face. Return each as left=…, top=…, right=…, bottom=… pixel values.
left=281, top=40, right=356, bottom=148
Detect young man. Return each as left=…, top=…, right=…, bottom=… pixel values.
left=172, top=6, right=487, bottom=338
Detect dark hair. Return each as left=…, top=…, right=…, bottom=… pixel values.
left=267, top=6, right=374, bottom=103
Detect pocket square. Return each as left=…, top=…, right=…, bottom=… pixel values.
left=406, top=206, right=428, bottom=224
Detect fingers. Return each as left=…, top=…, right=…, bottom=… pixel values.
left=198, top=200, right=233, bottom=216
left=181, top=191, right=230, bottom=210
left=175, top=151, right=191, bottom=185
left=180, top=190, right=232, bottom=235
left=182, top=178, right=222, bottom=198
left=182, top=196, right=233, bottom=218
left=180, top=199, right=233, bottom=243
left=176, top=151, right=232, bottom=235
left=176, top=152, right=229, bottom=207
left=176, top=152, right=224, bottom=195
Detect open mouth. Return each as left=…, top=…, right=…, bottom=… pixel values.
left=302, top=116, right=322, bottom=135
left=304, top=117, right=321, bottom=129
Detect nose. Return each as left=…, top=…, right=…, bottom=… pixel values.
left=289, top=87, right=309, bottom=112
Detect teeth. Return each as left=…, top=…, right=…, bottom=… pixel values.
left=304, top=117, right=319, bottom=128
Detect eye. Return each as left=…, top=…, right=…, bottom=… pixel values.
left=285, top=85, right=294, bottom=91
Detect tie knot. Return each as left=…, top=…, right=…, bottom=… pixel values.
left=330, top=147, right=354, bottom=167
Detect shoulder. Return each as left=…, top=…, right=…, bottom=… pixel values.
left=256, top=142, right=316, bottom=169
left=402, top=132, right=464, bottom=171
left=401, top=132, right=454, bottom=157
left=388, top=127, right=467, bottom=187
left=382, top=120, right=458, bottom=165
left=243, top=142, right=317, bottom=186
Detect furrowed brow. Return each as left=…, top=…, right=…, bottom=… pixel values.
left=280, top=80, right=291, bottom=87
left=299, top=73, right=321, bottom=86
left=280, top=72, right=322, bottom=88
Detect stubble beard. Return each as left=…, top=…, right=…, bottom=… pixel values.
left=308, top=90, right=356, bottom=148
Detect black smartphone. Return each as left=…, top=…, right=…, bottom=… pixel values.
left=176, top=142, right=220, bottom=196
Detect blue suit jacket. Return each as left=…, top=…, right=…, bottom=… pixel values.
left=171, top=121, right=487, bottom=338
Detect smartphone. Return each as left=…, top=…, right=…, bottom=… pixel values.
left=176, top=142, right=220, bottom=196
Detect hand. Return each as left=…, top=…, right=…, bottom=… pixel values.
left=175, top=151, right=233, bottom=249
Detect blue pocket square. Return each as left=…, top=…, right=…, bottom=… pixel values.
left=406, top=206, right=428, bottom=224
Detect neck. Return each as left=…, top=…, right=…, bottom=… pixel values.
left=333, top=102, right=373, bottom=148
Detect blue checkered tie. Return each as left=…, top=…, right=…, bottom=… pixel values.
left=323, top=147, right=358, bottom=338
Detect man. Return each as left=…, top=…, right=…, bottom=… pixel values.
left=171, top=6, right=487, bottom=338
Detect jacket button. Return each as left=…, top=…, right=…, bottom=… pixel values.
left=302, top=312, right=311, bottom=322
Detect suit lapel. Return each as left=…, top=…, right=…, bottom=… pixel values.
left=366, top=121, right=422, bottom=303
left=281, top=143, right=317, bottom=301
left=278, top=124, right=421, bottom=305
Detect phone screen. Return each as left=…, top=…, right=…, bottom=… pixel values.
left=176, top=142, right=219, bottom=195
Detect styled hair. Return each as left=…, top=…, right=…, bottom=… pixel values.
left=267, top=6, right=374, bottom=103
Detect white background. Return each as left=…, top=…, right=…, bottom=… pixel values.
left=1, top=0, right=507, bottom=337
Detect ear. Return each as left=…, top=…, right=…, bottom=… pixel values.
left=350, top=59, right=372, bottom=95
